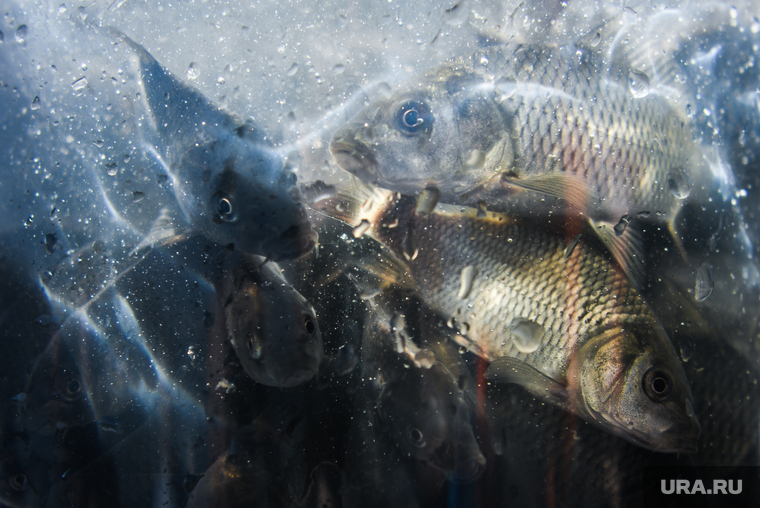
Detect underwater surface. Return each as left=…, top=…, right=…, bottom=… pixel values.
left=2, top=0, right=760, bottom=506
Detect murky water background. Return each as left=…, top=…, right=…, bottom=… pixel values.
left=2, top=0, right=760, bottom=507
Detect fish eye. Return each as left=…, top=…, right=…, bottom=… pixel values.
left=212, top=192, right=237, bottom=223
left=10, top=472, right=28, bottom=491
left=304, top=314, right=316, bottom=335
left=408, top=427, right=426, bottom=447
left=643, top=369, right=672, bottom=401
left=395, top=100, right=432, bottom=135
left=66, top=378, right=81, bottom=396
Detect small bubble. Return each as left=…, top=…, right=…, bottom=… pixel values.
left=105, top=162, right=118, bottom=176
left=590, top=31, right=601, bottom=47
left=58, top=3, right=67, bottom=13
left=458, top=265, right=477, bottom=299
left=668, top=167, right=691, bottom=199
left=94, top=139, right=104, bottom=148
left=123, top=153, right=131, bottom=163
left=186, top=62, right=200, bottom=80
left=678, top=338, right=693, bottom=363
left=509, top=318, right=544, bottom=354
left=132, top=191, right=145, bottom=203
left=334, top=64, right=345, bottom=75
left=71, top=76, right=88, bottom=91
left=287, top=63, right=299, bottom=77
left=694, top=263, right=713, bottom=302
left=628, top=70, right=650, bottom=98
left=15, top=25, right=28, bottom=43
left=614, top=215, right=631, bottom=235
left=466, top=149, right=486, bottom=169
left=216, top=76, right=226, bottom=85
left=30, top=96, right=41, bottom=110
left=415, top=186, right=440, bottom=216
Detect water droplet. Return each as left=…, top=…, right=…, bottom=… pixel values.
left=636, top=211, right=651, bottom=219
left=123, top=153, right=131, bottom=163
left=15, top=25, right=28, bottom=43
left=590, top=31, right=601, bottom=47
left=0, top=31, right=4, bottom=43
left=377, top=82, right=392, bottom=96
left=447, top=316, right=457, bottom=329
left=678, top=338, right=693, bottom=363
left=668, top=167, right=691, bottom=199
left=381, top=14, right=392, bottom=25
left=58, top=3, right=67, bottom=13
left=94, top=139, right=104, bottom=148
left=415, top=186, right=440, bottom=216
left=458, top=265, right=477, bottom=299
left=216, top=76, right=226, bottom=85
left=71, top=76, right=88, bottom=91
left=509, top=318, right=544, bottom=354
left=466, top=149, right=486, bottom=169
left=287, top=63, right=299, bottom=77
left=105, top=162, right=118, bottom=176
left=352, top=219, right=371, bottom=238
left=415, top=349, right=436, bottom=369
left=476, top=201, right=487, bottom=218
left=29, top=96, right=41, bottom=110
left=613, top=215, right=631, bottom=235
left=186, top=62, right=200, bottom=80
left=565, top=233, right=582, bottom=259
left=44, top=233, right=57, bottom=254
left=334, top=64, right=345, bottom=75
left=694, top=263, right=713, bottom=302
left=627, top=70, right=650, bottom=98
left=132, top=191, right=145, bottom=203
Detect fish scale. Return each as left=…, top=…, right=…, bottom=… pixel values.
left=312, top=182, right=699, bottom=451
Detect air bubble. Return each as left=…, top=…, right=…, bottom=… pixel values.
left=334, top=64, right=345, bottom=75
left=458, top=266, right=477, bottom=299
left=71, top=76, right=88, bottom=91
left=287, top=63, right=299, bottom=77
left=628, top=70, right=650, bottom=98
left=668, top=167, right=691, bottom=199
left=30, top=96, right=41, bottom=110
left=186, top=62, right=200, bottom=80
left=508, top=318, right=544, bottom=354
left=15, top=25, right=28, bottom=44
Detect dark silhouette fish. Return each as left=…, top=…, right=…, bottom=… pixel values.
left=111, top=30, right=317, bottom=261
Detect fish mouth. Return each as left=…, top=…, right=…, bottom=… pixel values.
left=329, top=139, right=379, bottom=181
left=267, top=226, right=318, bottom=261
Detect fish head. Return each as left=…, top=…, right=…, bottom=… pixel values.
left=177, top=135, right=317, bottom=261
left=225, top=265, right=323, bottom=388
left=329, top=67, right=511, bottom=196
left=379, top=362, right=486, bottom=481
left=575, top=324, right=700, bottom=452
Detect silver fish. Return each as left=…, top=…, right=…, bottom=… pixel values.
left=112, top=30, right=317, bottom=261
left=329, top=40, right=713, bottom=276
left=221, top=252, right=323, bottom=388
left=313, top=182, right=699, bottom=452
left=359, top=292, right=486, bottom=481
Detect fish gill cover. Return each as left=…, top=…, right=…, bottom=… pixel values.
left=1, top=1, right=760, bottom=507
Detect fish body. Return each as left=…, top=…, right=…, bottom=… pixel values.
left=221, top=252, right=323, bottom=388
left=329, top=42, right=710, bottom=248
left=315, top=184, right=699, bottom=452
left=360, top=294, right=486, bottom=481
left=114, top=31, right=316, bottom=260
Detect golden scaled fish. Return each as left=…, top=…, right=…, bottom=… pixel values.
left=311, top=182, right=699, bottom=452
left=329, top=41, right=714, bottom=279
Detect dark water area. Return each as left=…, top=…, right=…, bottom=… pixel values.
left=3, top=1, right=760, bottom=507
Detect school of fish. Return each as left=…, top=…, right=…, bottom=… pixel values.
left=3, top=5, right=760, bottom=508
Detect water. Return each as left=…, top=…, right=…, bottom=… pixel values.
left=2, top=1, right=760, bottom=507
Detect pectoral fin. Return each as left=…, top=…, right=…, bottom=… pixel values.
left=589, top=219, right=646, bottom=289
left=500, top=172, right=598, bottom=213
left=486, top=357, right=569, bottom=404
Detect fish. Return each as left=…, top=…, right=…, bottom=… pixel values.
left=358, top=289, right=486, bottom=481
left=329, top=38, right=715, bottom=280
left=186, top=405, right=308, bottom=508
left=110, top=30, right=317, bottom=261
left=311, top=182, right=699, bottom=452
left=220, top=251, right=323, bottom=388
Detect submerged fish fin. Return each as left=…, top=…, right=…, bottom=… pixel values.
left=307, top=180, right=394, bottom=231
left=589, top=219, right=646, bottom=289
left=486, top=357, right=568, bottom=403
left=352, top=247, right=415, bottom=292
left=500, top=172, right=598, bottom=213
left=130, top=207, right=189, bottom=257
